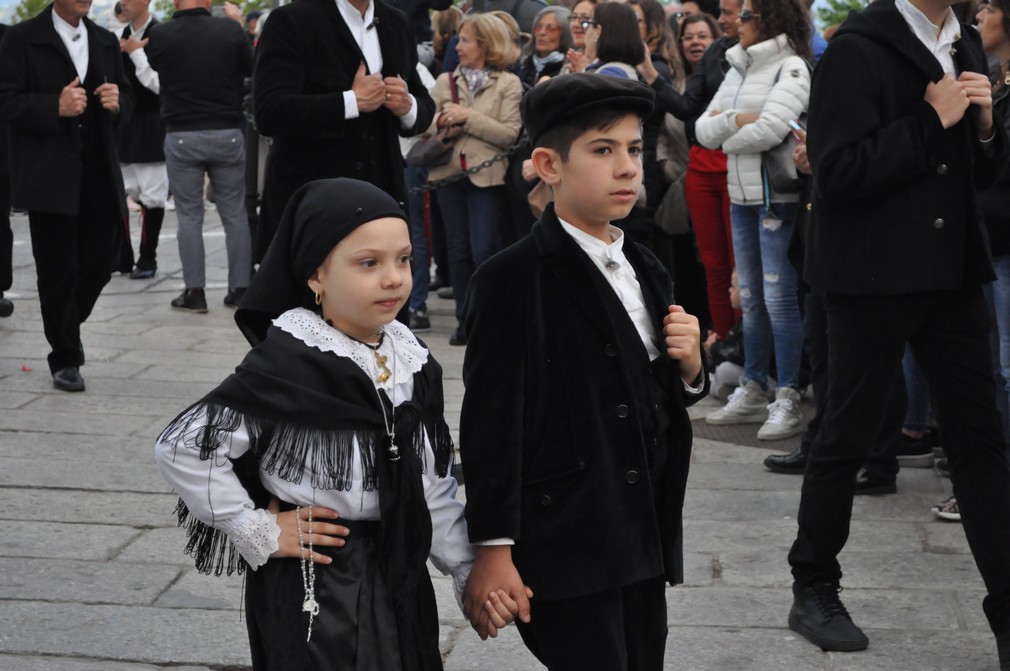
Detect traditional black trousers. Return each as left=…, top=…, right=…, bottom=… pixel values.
left=28, top=146, right=118, bottom=373
left=788, top=286, right=1010, bottom=634
left=0, top=171, right=11, bottom=294
left=515, top=576, right=668, bottom=671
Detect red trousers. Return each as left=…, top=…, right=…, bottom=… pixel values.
left=685, top=165, right=736, bottom=337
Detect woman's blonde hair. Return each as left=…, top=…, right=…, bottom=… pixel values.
left=459, top=13, right=514, bottom=70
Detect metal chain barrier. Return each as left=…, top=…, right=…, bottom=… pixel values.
left=407, top=135, right=530, bottom=196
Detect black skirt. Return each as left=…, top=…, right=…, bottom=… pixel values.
left=245, top=518, right=439, bottom=671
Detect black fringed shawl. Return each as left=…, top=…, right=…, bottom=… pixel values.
left=158, top=324, right=453, bottom=670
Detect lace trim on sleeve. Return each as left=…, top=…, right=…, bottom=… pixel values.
left=221, top=507, right=280, bottom=570
left=451, top=562, right=473, bottom=615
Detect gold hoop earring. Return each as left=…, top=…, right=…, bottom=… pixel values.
left=314, top=291, right=322, bottom=306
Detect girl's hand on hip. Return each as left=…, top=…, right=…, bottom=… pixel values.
left=268, top=500, right=349, bottom=565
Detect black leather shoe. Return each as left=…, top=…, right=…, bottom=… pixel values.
left=171, top=288, right=208, bottom=313
left=854, top=469, right=896, bottom=496
left=997, top=632, right=1010, bottom=670
left=449, top=327, right=467, bottom=346
left=0, top=296, right=12, bottom=317
left=52, top=367, right=85, bottom=392
left=789, top=581, right=869, bottom=652
left=764, top=446, right=806, bottom=474
left=223, top=287, right=247, bottom=308
left=129, top=266, right=156, bottom=280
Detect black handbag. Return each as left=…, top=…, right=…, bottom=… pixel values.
left=406, top=75, right=464, bottom=168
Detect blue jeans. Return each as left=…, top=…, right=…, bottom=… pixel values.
left=984, top=255, right=1010, bottom=456
left=406, top=165, right=429, bottom=312
left=437, top=180, right=503, bottom=323
left=730, top=202, right=803, bottom=389
left=902, top=345, right=931, bottom=433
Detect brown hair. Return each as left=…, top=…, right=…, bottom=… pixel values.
left=432, top=6, right=463, bottom=59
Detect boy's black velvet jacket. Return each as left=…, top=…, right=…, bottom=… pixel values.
left=803, top=0, right=1008, bottom=296
left=459, top=205, right=708, bottom=601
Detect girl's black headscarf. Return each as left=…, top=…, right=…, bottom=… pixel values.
left=235, top=178, right=409, bottom=346
left=160, top=179, right=447, bottom=671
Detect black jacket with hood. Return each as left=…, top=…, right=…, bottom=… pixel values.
left=802, top=0, right=1008, bottom=296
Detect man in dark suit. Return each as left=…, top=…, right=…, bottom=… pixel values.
left=0, top=0, right=130, bottom=391
left=0, top=23, right=13, bottom=319
left=251, top=0, right=435, bottom=262
left=788, top=0, right=1010, bottom=664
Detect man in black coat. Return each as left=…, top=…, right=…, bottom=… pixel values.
left=788, top=0, right=1010, bottom=663
left=251, top=0, right=435, bottom=262
left=0, top=23, right=13, bottom=319
left=0, top=0, right=130, bottom=392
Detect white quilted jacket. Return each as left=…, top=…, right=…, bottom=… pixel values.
left=695, top=34, right=811, bottom=205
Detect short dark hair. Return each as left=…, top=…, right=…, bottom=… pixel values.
left=537, top=104, right=642, bottom=162
left=594, top=3, right=646, bottom=66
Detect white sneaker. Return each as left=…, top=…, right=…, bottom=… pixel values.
left=706, top=379, right=770, bottom=425
left=758, top=387, right=804, bottom=440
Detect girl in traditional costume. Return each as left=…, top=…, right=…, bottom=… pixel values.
left=155, top=178, right=513, bottom=670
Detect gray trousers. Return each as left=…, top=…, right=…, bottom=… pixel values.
left=164, top=128, right=251, bottom=290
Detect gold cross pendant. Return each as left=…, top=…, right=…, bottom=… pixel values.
left=374, top=351, right=392, bottom=384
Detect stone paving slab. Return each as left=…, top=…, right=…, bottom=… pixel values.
left=0, top=602, right=251, bottom=666
left=0, top=557, right=180, bottom=606
left=0, top=453, right=163, bottom=493
left=0, top=489, right=175, bottom=526
left=0, top=521, right=141, bottom=561
left=153, top=569, right=243, bottom=611
left=0, top=656, right=214, bottom=671
left=442, top=624, right=545, bottom=671
left=667, top=585, right=972, bottom=632
left=0, top=409, right=156, bottom=438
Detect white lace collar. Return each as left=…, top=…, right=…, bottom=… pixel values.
left=272, top=308, right=429, bottom=389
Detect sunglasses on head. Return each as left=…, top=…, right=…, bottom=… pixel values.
left=739, top=9, right=761, bottom=22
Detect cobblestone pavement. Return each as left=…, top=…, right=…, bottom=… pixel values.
left=0, top=208, right=995, bottom=670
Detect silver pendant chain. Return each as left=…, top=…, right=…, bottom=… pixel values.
left=296, top=504, right=319, bottom=641
left=376, top=332, right=400, bottom=461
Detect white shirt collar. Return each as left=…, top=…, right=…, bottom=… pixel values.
left=895, top=0, right=961, bottom=73
left=335, top=0, right=375, bottom=30
left=52, top=8, right=86, bottom=43
left=557, top=218, right=626, bottom=269
left=130, top=14, right=154, bottom=36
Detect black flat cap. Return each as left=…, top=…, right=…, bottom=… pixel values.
left=521, top=72, right=655, bottom=147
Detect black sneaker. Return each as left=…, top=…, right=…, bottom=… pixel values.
left=788, top=581, right=869, bottom=652
left=223, top=287, right=247, bottom=308
left=129, top=265, right=156, bottom=280
left=449, top=327, right=467, bottom=346
left=171, top=288, right=208, bottom=313
left=764, top=446, right=806, bottom=474
left=895, top=433, right=933, bottom=468
left=408, top=307, right=431, bottom=332
left=52, top=367, right=85, bottom=392
left=854, top=468, right=897, bottom=496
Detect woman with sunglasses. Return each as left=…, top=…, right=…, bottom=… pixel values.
left=519, top=6, right=574, bottom=88
left=694, top=0, right=811, bottom=441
